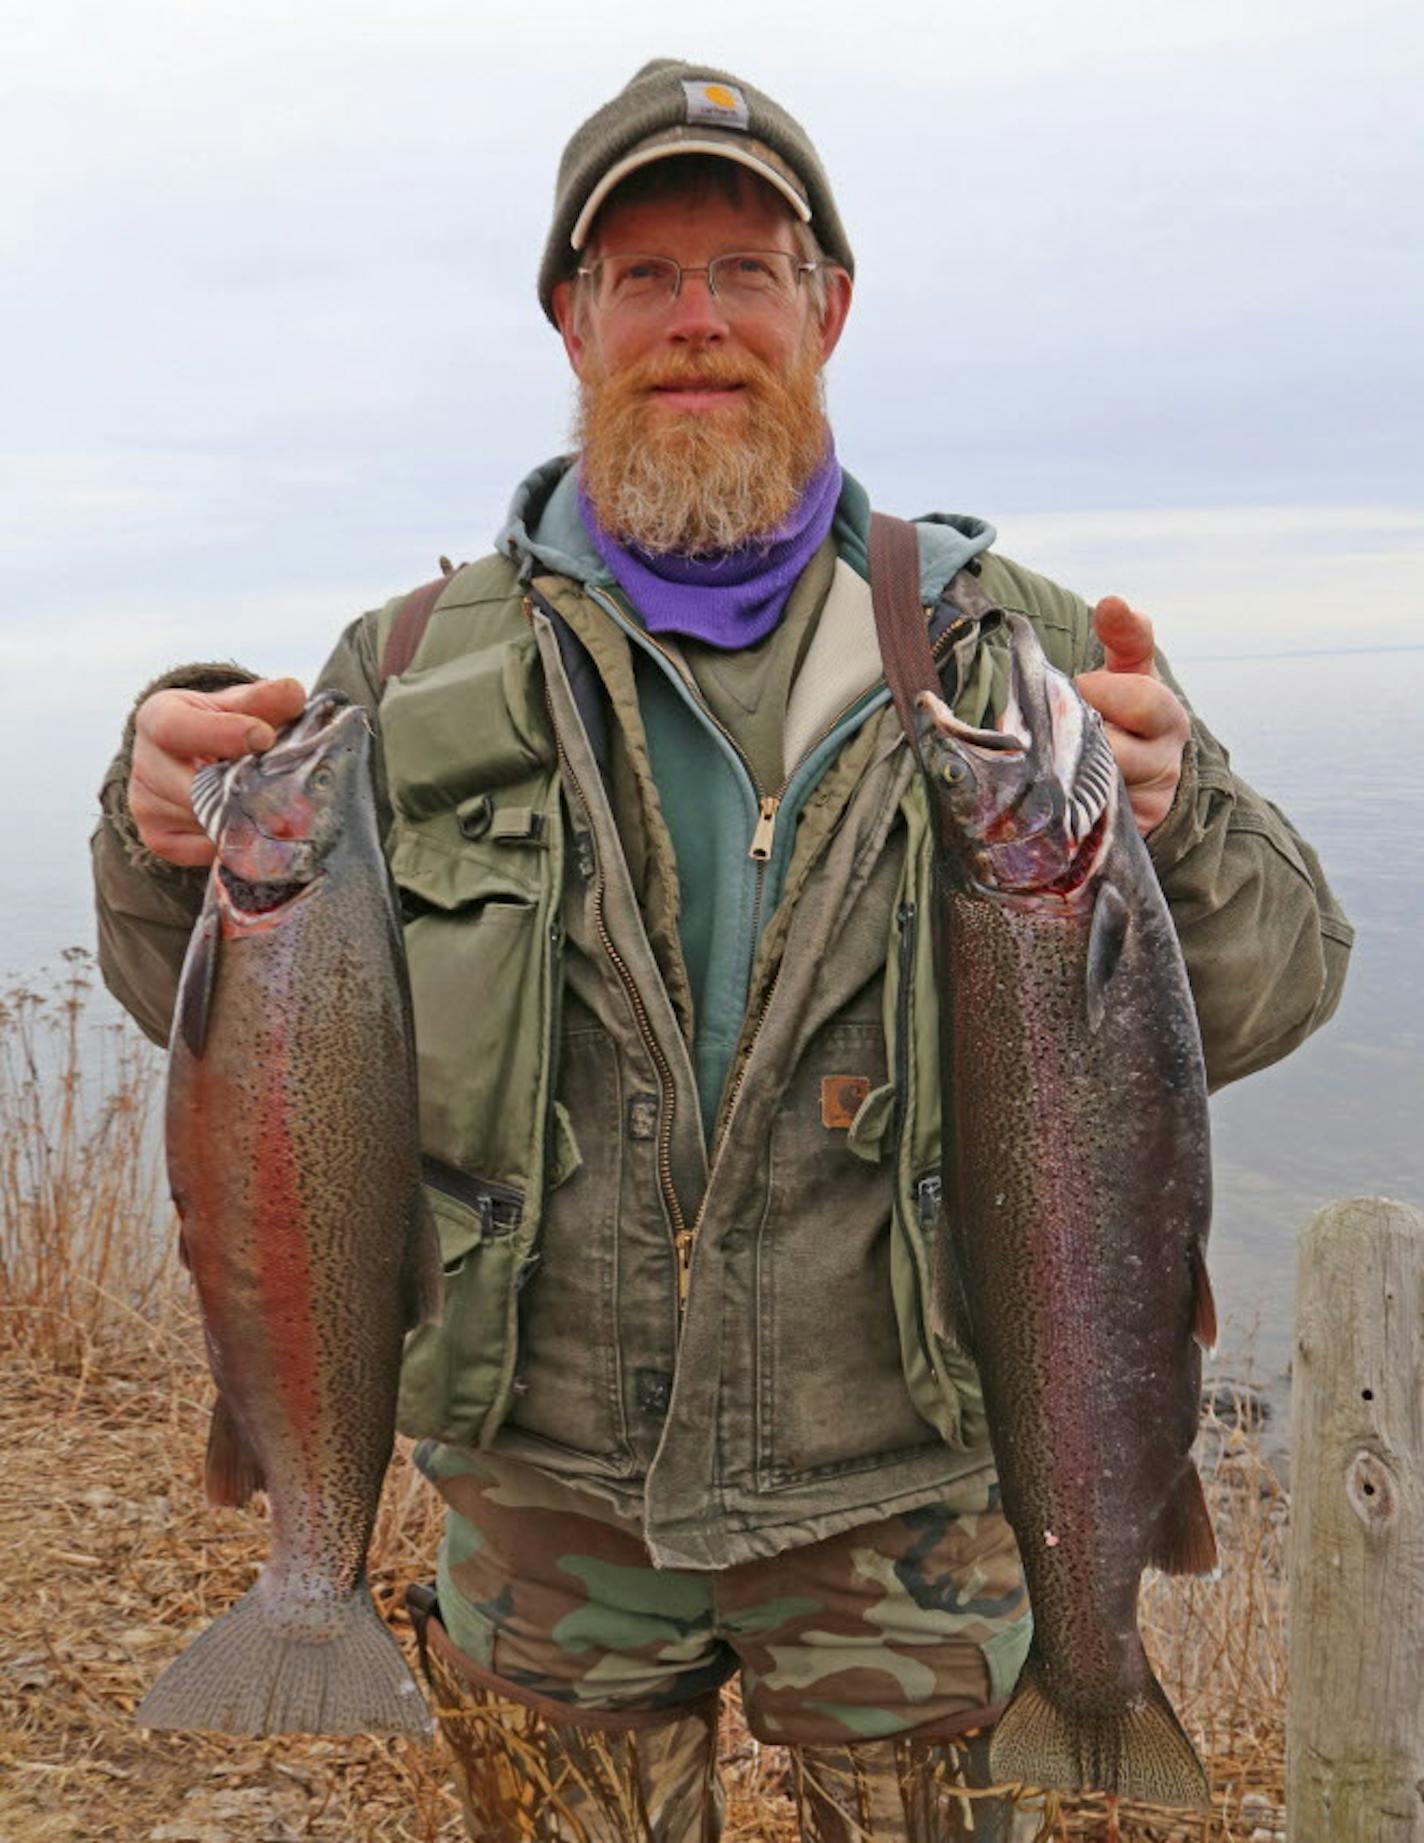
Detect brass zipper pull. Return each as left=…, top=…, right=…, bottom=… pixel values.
left=748, top=796, right=780, bottom=863
left=675, top=1229, right=695, bottom=1307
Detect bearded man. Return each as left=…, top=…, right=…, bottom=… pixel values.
left=93, top=59, right=1351, bottom=1843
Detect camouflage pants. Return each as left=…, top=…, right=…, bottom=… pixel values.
left=411, top=1447, right=1039, bottom=1841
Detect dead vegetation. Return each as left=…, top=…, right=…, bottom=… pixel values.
left=1, top=958, right=1287, bottom=1841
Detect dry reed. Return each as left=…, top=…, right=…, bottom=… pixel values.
left=0, top=962, right=1287, bottom=1842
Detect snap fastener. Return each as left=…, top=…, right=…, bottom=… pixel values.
left=458, top=794, right=493, bottom=840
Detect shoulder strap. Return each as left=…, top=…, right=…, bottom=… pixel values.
left=380, top=573, right=451, bottom=685
left=869, top=512, right=941, bottom=759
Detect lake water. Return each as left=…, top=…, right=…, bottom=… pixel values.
left=1171, top=645, right=1424, bottom=1433
left=4, top=644, right=1421, bottom=1443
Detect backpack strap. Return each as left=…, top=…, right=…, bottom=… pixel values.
left=380, top=571, right=453, bottom=685
left=868, top=512, right=941, bottom=760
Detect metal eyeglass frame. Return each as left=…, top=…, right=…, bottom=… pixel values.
left=574, top=250, right=823, bottom=305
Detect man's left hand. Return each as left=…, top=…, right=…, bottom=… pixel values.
left=1075, top=597, right=1191, bottom=837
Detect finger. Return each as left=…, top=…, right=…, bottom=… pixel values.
left=129, top=766, right=216, bottom=864
left=1093, top=596, right=1159, bottom=676
left=138, top=690, right=281, bottom=763
left=137, top=825, right=217, bottom=869
left=208, top=677, right=308, bottom=725
left=130, top=742, right=200, bottom=818
left=1076, top=669, right=1188, bottom=742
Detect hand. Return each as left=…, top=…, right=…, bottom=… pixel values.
left=129, top=678, right=308, bottom=867
left=1075, top=598, right=1190, bottom=837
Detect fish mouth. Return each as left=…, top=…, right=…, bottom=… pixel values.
left=216, top=865, right=322, bottom=919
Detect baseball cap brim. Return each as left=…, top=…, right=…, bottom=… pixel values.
left=570, top=128, right=813, bottom=252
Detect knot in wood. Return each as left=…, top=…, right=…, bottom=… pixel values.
left=1346, top=1448, right=1397, bottom=1530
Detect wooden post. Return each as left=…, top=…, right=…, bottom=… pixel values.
left=1288, top=1196, right=1424, bottom=1841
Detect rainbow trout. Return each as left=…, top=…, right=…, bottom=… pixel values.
left=138, top=692, right=440, bottom=1738
left=918, top=614, right=1217, bottom=1808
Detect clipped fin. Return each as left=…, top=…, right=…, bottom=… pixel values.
left=136, top=1576, right=433, bottom=1739
left=1085, top=881, right=1130, bottom=1033
left=175, top=906, right=220, bottom=1060
left=1148, top=1461, right=1219, bottom=1579
left=204, top=1393, right=265, bottom=1508
left=401, top=1190, right=444, bottom=1331
left=991, top=1643, right=1209, bottom=1808
left=1190, top=1241, right=1218, bottom=1353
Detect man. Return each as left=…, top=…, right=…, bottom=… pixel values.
left=93, top=59, right=1351, bottom=1843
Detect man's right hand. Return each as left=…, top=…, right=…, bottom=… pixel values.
left=129, top=678, right=308, bottom=867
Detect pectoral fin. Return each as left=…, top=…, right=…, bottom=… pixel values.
left=1190, top=1241, right=1218, bottom=1353
left=175, top=906, right=220, bottom=1060
left=1085, top=881, right=1130, bottom=1033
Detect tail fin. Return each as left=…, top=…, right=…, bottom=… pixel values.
left=137, top=1575, right=432, bottom=1739
left=989, top=1644, right=1208, bottom=1810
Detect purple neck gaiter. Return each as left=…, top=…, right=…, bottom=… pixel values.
left=578, top=449, right=842, bottom=652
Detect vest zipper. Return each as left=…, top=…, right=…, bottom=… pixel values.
left=748, top=796, right=780, bottom=862
left=522, top=595, right=689, bottom=1281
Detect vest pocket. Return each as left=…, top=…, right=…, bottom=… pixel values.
left=391, top=816, right=549, bottom=1199
left=397, top=1164, right=526, bottom=1443
left=756, top=1020, right=943, bottom=1489
left=502, top=1024, right=634, bottom=1471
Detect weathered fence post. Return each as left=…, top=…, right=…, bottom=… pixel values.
left=1288, top=1196, right=1424, bottom=1841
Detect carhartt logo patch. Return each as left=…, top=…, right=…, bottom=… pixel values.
left=682, top=78, right=750, bottom=131
left=821, top=1076, right=872, bottom=1131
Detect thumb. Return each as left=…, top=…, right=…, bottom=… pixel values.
left=1093, top=597, right=1158, bottom=676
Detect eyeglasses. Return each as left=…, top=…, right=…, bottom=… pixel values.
left=575, top=250, right=821, bottom=316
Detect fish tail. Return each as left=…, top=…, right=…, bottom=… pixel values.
left=990, top=1645, right=1209, bottom=1810
left=136, top=1576, right=433, bottom=1739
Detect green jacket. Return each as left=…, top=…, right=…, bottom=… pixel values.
left=91, top=460, right=1353, bottom=1570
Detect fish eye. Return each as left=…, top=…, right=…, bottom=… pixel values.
left=942, top=757, right=973, bottom=788
left=310, top=764, right=334, bottom=792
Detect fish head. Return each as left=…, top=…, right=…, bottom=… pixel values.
left=916, top=612, right=1119, bottom=902
left=191, top=693, right=371, bottom=919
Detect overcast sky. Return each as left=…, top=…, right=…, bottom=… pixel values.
left=2, top=0, right=1421, bottom=972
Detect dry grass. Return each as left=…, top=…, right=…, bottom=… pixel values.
left=0, top=959, right=1287, bottom=1842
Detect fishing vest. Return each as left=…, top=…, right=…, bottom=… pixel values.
left=374, top=542, right=1094, bottom=1568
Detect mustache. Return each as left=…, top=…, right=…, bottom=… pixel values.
left=596, top=348, right=773, bottom=395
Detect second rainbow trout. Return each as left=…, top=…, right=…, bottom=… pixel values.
left=919, top=613, right=1217, bottom=1809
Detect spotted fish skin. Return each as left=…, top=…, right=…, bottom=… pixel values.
left=918, top=615, right=1216, bottom=1810
left=138, top=693, right=439, bottom=1739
